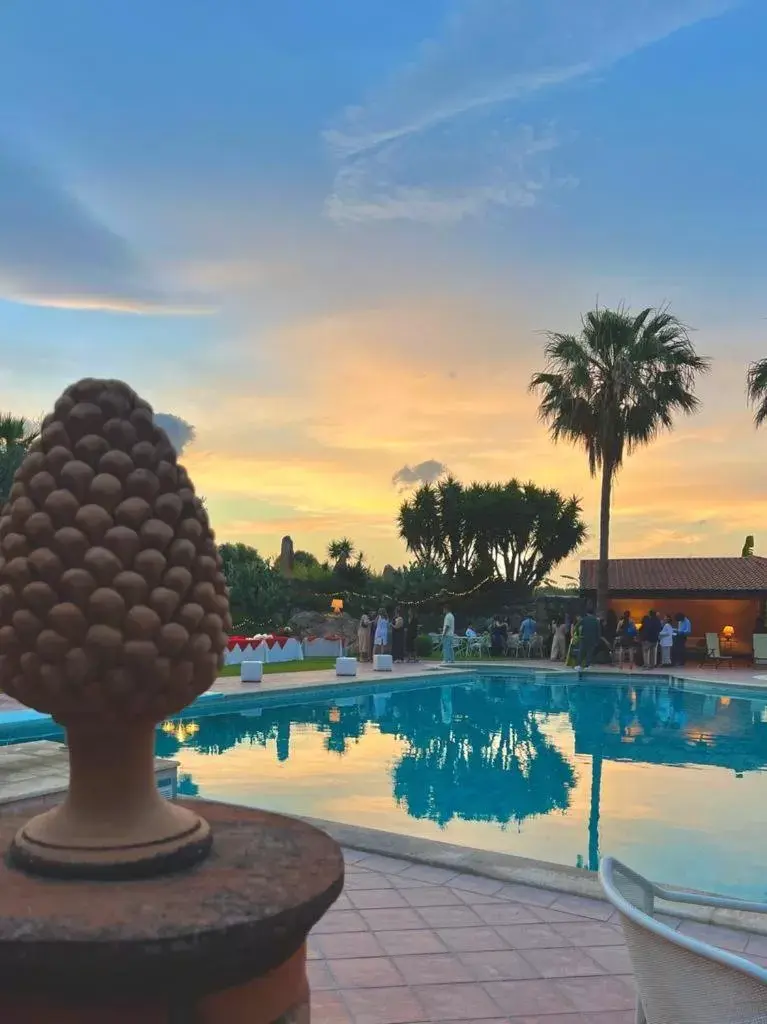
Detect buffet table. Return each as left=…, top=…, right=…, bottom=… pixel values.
left=224, top=635, right=304, bottom=665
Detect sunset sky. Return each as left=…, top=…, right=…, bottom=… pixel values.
left=1, top=0, right=766, bottom=578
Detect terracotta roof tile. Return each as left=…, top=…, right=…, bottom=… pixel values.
left=579, top=557, right=767, bottom=593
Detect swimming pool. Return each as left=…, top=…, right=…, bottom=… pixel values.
left=7, top=672, right=767, bottom=898
left=148, top=672, right=767, bottom=900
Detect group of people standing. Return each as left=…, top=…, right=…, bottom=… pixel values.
left=614, top=609, right=692, bottom=668
left=549, top=608, right=693, bottom=669
left=357, top=607, right=420, bottom=663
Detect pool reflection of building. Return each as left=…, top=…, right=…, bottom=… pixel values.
left=571, top=684, right=767, bottom=773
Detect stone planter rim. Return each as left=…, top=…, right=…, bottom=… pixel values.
left=0, top=801, right=344, bottom=1000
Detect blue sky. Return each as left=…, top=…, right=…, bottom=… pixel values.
left=1, top=0, right=766, bottom=571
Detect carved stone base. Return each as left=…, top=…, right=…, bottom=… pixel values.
left=9, top=804, right=212, bottom=880
left=7, top=722, right=212, bottom=880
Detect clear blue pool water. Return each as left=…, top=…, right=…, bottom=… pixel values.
left=9, top=672, right=767, bottom=898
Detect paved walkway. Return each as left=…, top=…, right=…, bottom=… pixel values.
left=311, top=850, right=767, bottom=1024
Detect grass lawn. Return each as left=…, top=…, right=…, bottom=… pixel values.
left=219, top=652, right=452, bottom=678
left=219, top=657, right=337, bottom=677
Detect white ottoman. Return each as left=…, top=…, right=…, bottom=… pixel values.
left=335, top=657, right=357, bottom=677
left=241, top=661, right=263, bottom=683
left=373, top=654, right=393, bottom=672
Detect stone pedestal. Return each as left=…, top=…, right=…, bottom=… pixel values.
left=0, top=800, right=343, bottom=1024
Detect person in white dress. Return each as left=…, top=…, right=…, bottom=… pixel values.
left=373, top=609, right=389, bottom=656
left=659, top=615, right=675, bottom=666
left=441, top=605, right=455, bottom=664
left=550, top=619, right=568, bottom=661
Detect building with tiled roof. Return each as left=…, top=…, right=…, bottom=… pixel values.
left=580, top=557, right=767, bottom=650
left=579, top=557, right=767, bottom=595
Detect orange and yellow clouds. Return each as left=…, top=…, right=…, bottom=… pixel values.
left=164, top=296, right=766, bottom=573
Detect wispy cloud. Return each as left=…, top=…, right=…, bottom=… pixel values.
left=0, top=142, right=211, bottom=314
left=325, top=0, right=737, bottom=224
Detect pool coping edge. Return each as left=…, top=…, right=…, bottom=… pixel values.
left=293, top=813, right=767, bottom=938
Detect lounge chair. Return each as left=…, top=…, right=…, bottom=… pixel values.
left=600, top=856, right=767, bottom=1024
left=704, top=632, right=733, bottom=669
left=754, top=633, right=767, bottom=666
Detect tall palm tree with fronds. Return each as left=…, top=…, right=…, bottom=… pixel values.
left=0, top=413, right=39, bottom=505
left=747, top=359, right=767, bottom=428
left=530, top=306, right=709, bottom=616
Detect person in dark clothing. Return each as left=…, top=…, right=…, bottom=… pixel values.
left=615, top=610, right=637, bottom=662
left=490, top=616, right=507, bottom=657
left=672, top=611, right=691, bottom=666
left=640, top=610, right=662, bottom=669
left=405, top=609, right=419, bottom=661
left=579, top=610, right=601, bottom=668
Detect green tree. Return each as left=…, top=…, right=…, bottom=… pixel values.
left=530, top=306, right=709, bottom=616
left=396, top=483, right=442, bottom=567
left=217, top=542, right=290, bottom=627
left=0, top=413, right=39, bottom=504
left=398, top=478, right=586, bottom=592
left=292, top=550, right=331, bottom=582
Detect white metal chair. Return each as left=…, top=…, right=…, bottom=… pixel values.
left=753, top=634, right=767, bottom=665
left=600, top=857, right=767, bottom=1024
left=704, top=632, right=734, bottom=669
left=467, top=635, right=488, bottom=658
left=506, top=635, right=521, bottom=658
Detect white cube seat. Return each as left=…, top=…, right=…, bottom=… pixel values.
left=241, top=661, right=263, bottom=683
left=335, top=657, right=357, bottom=677
left=373, top=654, right=393, bottom=672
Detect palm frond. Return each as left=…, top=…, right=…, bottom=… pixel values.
left=747, top=359, right=767, bottom=428
left=530, top=305, right=708, bottom=474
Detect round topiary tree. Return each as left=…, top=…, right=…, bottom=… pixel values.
left=0, top=378, right=231, bottom=878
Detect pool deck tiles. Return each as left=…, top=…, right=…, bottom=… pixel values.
left=310, top=850, right=766, bottom=1024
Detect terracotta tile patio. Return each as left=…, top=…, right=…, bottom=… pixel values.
left=310, top=849, right=767, bottom=1024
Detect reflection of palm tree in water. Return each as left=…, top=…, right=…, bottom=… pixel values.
left=569, top=686, right=620, bottom=871
left=389, top=685, right=576, bottom=829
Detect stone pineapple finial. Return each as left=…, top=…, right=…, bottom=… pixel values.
left=0, top=378, right=231, bottom=878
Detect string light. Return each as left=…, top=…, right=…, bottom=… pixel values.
left=231, top=575, right=496, bottom=632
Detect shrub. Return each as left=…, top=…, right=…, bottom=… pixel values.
left=415, top=634, right=434, bottom=659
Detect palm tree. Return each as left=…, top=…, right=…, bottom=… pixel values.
left=0, top=413, right=40, bottom=505
left=327, top=537, right=355, bottom=568
left=530, top=306, right=709, bottom=616
left=747, top=359, right=767, bottom=427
